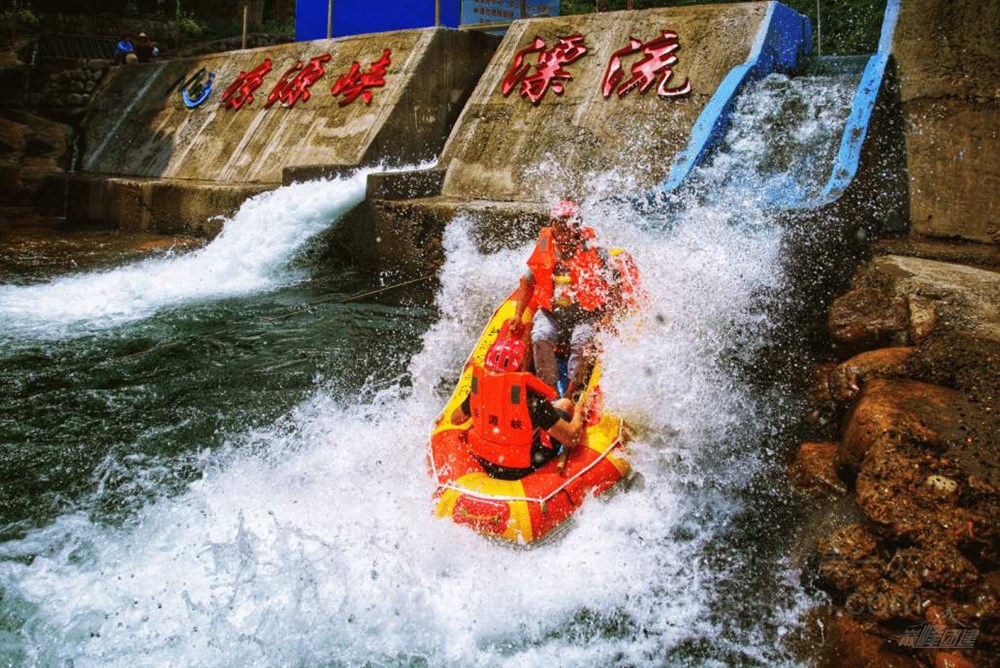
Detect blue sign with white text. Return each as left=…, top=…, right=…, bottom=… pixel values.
left=460, top=0, right=558, bottom=26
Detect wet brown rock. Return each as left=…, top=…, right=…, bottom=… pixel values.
left=854, top=436, right=984, bottom=545
left=816, top=523, right=882, bottom=594
left=791, top=442, right=847, bottom=496
left=830, top=348, right=917, bottom=403
left=839, top=379, right=966, bottom=472
left=907, top=295, right=939, bottom=344
left=815, top=611, right=922, bottom=668
left=931, top=651, right=976, bottom=668
left=829, top=288, right=910, bottom=358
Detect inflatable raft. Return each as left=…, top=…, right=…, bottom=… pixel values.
left=429, top=291, right=630, bottom=544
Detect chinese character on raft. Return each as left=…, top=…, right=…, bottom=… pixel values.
left=265, top=54, right=332, bottom=108
left=220, top=59, right=273, bottom=110
left=330, top=49, right=392, bottom=107
left=501, top=35, right=588, bottom=104
left=602, top=31, right=691, bottom=99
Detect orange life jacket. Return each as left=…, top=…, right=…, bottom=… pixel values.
left=607, top=248, right=643, bottom=311
left=527, top=227, right=610, bottom=312
left=467, top=367, right=558, bottom=470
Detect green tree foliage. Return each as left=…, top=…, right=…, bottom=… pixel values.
left=560, top=0, right=885, bottom=55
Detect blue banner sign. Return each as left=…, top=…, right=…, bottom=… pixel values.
left=460, top=0, right=559, bottom=26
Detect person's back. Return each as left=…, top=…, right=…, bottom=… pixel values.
left=450, top=327, right=591, bottom=479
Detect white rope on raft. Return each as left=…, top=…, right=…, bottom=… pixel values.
left=430, top=421, right=625, bottom=505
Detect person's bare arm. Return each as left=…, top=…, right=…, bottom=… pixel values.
left=509, top=273, right=535, bottom=334
left=450, top=403, right=469, bottom=425
left=545, top=392, right=590, bottom=447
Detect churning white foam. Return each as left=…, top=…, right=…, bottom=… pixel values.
left=0, top=72, right=857, bottom=666
left=0, top=211, right=799, bottom=668
left=0, top=168, right=382, bottom=338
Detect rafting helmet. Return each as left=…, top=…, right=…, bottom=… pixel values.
left=484, top=333, right=525, bottom=373
left=550, top=200, right=581, bottom=226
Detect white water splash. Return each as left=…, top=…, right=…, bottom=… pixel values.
left=0, top=73, right=858, bottom=667
left=0, top=168, right=382, bottom=338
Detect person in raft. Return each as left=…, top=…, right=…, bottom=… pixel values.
left=450, top=326, right=592, bottom=480
left=506, top=199, right=637, bottom=398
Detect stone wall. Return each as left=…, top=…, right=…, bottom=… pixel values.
left=28, top=59, right=113, bottom=123
left=892, top=0, right=999, bottom=244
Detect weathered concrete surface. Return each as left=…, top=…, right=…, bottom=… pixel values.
left=873, top=255, right=1000, bottom=344
left=893, top=0, right=1000, bottom=244
left=875, top=236, right=1000, bottom=271
left=81, top=28, right=497, bottom=185
left=437, top=4, right=768, bottom=202
left=335, top=196, right=547, bottom=273
left=66, top=175, right=272, bottom=235
left=357, top=4, right=773, bottom=272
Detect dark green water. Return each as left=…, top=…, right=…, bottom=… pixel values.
left=0, top=250, right=435, bottom=535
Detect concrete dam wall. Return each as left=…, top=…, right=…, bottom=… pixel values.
left=68, top=27, right=498, bottom=233
left=66, top=2, right=818, bottom=253
left=892, top=0, right=999, bottom=244
left=356, top=1, right=811, bottom=271
left=438, top=3, right=771, bottom=202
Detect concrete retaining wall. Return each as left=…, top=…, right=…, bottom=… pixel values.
left=69, top=27, right=497, bottom=232
left=354, top=2, right=792, bottom=273
left=66, top=176, right=271, bottom=236
left=81, top=27, right=497, bottom=183
left=437, top=3, right=770, bottom=202
left=893, top=0, right=999, bottom=244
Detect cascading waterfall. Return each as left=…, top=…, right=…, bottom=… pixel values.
left=0, top=73, right=860, bottom=667
left=0, top=168, right=383, bottom=338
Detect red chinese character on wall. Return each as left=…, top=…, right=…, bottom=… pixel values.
left=220, top=59, right=273, bottom=110
left=330, top=49, right=392, bottom=107
left=501, top=35, right=588, bottom=105
left=265, top=54, right=332, bottom=108
left=602, top=31, right=691, bottom=99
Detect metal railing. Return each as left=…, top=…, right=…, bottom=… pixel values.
left=35, top=33, right=117, bottom=61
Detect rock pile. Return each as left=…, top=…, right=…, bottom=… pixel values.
left=795, top=254, right=1000, bottom=668
left=28, top=59, right=112, bottom=122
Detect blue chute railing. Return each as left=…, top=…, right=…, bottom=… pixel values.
left=783, top=0, right=901, bottom=210
left=650, top=0, right=902, bottom=213
left=658, top=1, right=812, bottom=194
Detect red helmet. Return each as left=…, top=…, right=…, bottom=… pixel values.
left=484, top=336, right=525, bottom=373
left=550, top=200, right=581, bottom=224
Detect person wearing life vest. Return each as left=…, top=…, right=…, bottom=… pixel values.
left=507, top=200, right=634, bottom=397
left=450, top=325, right=592, bottom=480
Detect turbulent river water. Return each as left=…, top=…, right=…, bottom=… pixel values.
left=0, top=72, right=861, bottom=667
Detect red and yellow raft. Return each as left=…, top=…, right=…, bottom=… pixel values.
left=429, top=291, right=631, bottom=544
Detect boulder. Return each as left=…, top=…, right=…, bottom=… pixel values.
left=839, top=379, right=967, bottom=472
left=829, top=288, right=910, bottom=357
left=816, top=523, right=882, bottom=594
left=830, top=348, right=917, bottom=402
left=907, top=295, right=939, bottom=344
left=815, top=610, right=922, bottom=668
left=870, top=256, right=1000, bottom=347
left=790, top=442, right=847, bottom=496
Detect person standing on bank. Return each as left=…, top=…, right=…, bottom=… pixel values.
left=506, top=200, right=636, bottom=398
left=133, top=32, right=160, bottom=63
left=114, top=35, right=135, bottom=64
